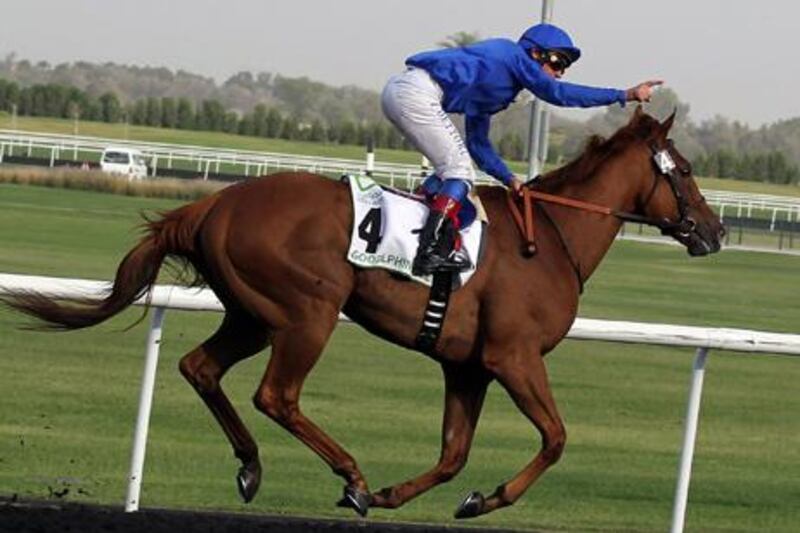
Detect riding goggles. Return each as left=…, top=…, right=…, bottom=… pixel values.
left=541, top=50, right=572, bottom=72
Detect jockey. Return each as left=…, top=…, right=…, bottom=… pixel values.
left=381, top=23, right=662, bottom=276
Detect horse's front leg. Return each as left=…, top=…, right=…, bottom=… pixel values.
left=370, top=362, right=491, bottom=509
left=454, top=343, right=566, bottom=519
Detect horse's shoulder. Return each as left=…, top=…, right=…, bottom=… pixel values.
left=475, top=185, right=509, bottom=214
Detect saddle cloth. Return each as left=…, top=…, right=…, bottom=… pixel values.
left=346, top=175, right=485, bottom=287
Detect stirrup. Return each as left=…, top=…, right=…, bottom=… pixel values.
left=442, top=248, right=472, bottom=271
left=412, top=246, right=472, bottom=276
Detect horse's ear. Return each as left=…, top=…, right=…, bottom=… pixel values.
left=660, top=108, right=677, bottom=134
left=631, top=105, right=645, bottom=121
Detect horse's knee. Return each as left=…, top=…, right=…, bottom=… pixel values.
left=179, top=352, right=221, bottom=394
left=437, top=452, right=468, bottom=483
left=253, top=387, right=300, bottom=426
left=542, top=424, right=566, bottom=465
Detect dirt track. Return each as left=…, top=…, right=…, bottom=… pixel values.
left=0, top=497, right=527, bottom=533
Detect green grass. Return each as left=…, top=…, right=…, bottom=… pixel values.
left=0, top=184, right=799, bottom=532
left=3, top=112, right=799, bottom=197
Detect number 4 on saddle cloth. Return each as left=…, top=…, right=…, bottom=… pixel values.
left=344, top=175, right=487, bottom=290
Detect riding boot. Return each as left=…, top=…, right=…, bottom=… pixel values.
left=412, top=198, right=472, bottom=276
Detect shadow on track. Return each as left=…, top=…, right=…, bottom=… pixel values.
left=0, top=497, right=531, bottom=533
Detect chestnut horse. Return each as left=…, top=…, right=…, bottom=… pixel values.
left=5, top=108, right=723, bottom=518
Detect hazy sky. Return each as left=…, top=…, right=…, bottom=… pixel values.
left=2, top=1, right=798, bottom=126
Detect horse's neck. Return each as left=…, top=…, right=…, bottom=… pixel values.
left=546, top=153, right=647, bottom=282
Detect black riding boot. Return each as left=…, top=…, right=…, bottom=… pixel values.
left=412, top=211, right=472, bottom=276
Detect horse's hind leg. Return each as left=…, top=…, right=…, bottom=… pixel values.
left=371, top=362, right=491, bottom=510
left=178, top=311, right=271, bottom=503
left=252, top=311, right=371, bottom=516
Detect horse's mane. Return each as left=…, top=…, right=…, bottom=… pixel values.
left=538, top=111, right=661, bottom=191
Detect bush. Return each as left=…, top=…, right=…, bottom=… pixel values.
left=0, top=166, right=227, bottom=200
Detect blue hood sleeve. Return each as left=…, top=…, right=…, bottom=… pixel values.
left=465, top=114, right=514, bottom=185
left=514, top=54, right=626, bottom=108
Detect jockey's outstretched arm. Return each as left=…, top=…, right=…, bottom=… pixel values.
left=515, top=55, right=627, bottom=108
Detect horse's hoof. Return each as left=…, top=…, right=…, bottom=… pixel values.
left=336, top=485, right=370, bottom=517
left=236, top=460, right=261, bottom=503
left=454, top=491, right=485, bottom=519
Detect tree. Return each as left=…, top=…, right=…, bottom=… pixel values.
left=131, top=99, right=148, bottom=125
left=308, top=119, right=326, bottom=142
left=161, top=97, right=177, bottom=128
left=251, top=104, right=267, bottom=136
left=326, top=122, right=340, bottom=144
left=0, top=79, right=20, bottom=111
left=370, top=123, right=387, bottom=148
left=98, top=92, right=122, bottom=123
left=438, top=31, right=480, bottom=48
left=145, top=97, right=161, bottom=127
left=264, top=108, right=282, bottom=138
left=338, top=120, right=357, bottom=145
left=176, top=98, right=195, bottom=129
left=238, top=114, right=255, bottom=136
left=692, top=154, right=709, bottom=177
left=715, top=150, right=736, bottom=178
left=16, top=89, right=32, bottom=116
left=385, top=125, right=403, bottom=149
left=196, top=99, right=226, bottom=131
left=356, top=122, right=369, bottom=147
left=222, top=111, right=239, bottom=133
left=279, top=115, right=299, bottom=140
left=498, top=132, right=524, bottom=161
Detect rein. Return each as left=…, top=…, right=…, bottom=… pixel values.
left=506, top=142, right=696, bottom=292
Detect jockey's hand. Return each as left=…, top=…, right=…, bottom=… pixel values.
left=626, top=80, right=664, bottom=103
left=509, top=176, right=525, bottom=194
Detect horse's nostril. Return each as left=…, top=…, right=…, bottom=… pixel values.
left=719, top=225, right=727, bottom=238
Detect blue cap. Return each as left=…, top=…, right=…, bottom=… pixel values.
left=518, top=23, right=581, bottom=63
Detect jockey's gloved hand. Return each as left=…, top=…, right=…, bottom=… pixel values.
left=509, top=176, right=525, bottom=194
left=625, top=80, right=664, bottom=103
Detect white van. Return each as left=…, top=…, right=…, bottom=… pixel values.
left=100, top=147, right=149, bottom=180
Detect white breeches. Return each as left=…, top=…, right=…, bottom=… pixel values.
left=381, top=68, right=476, bottom=184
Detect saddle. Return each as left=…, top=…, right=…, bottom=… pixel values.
left=344, top=175, right=486, bottom=289
left=344, top=175, right=491, bottom=355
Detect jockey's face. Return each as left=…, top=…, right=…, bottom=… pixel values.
left=542, top=62, right=564, bottom=79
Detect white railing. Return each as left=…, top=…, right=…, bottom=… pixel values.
left=0, top=129, right=482, bottom=189
left=703, top=190, right=800, bottom=231
left=2, top=275, right=800, bottom=530
left=2, top=129, right=800, bottom=216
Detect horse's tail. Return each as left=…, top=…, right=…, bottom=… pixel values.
left=5, top=192, right=222, bottom=330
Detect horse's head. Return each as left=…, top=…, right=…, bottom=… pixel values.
left=627, top=107, right=724, bottom=256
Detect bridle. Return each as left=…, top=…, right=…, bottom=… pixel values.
left=507, top=139, right=700, bottom=292
left=623, top=139, right=697, bottom=239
